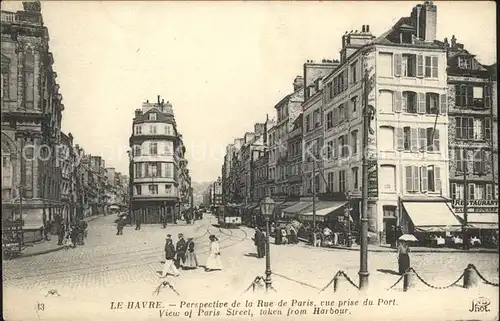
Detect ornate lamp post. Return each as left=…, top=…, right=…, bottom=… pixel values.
left=260, top=196, right=276, bottom=292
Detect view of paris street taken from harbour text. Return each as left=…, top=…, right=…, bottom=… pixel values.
left=1, top=1, right=498, bottom=320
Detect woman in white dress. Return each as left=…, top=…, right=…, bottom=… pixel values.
left=205, top=235, right=222, bottom=272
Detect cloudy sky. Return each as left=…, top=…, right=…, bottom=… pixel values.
left=3, top=1, right=496, bottom=182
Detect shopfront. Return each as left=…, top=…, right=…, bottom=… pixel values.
left=452, top=200, right=499, bottom=247
left=400, top=200, right=462, bottom=246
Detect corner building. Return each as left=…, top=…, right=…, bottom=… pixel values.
left=323, top=1, right=459, bottom=244
left=129, top=96, right=185, bottom=224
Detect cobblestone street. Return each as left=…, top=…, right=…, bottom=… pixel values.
left=3, top=214, right=499, bottom=321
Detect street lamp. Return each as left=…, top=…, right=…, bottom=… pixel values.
left=344, top=191, right=352, bottom=247
left=260, top=196, right=276, bottom=292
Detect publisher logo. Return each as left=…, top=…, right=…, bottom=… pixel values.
left=469, top=297, right=491, bottom=313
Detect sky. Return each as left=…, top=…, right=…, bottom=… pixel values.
left=3, top=1, right=496, bottom=183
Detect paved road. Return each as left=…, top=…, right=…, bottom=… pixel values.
left=3, top=214, right=499, bottom=321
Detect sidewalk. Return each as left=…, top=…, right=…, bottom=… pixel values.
left=295, top=237, right=498, bottom=253
left=10, top=215, right=203, bottom=259
left=11, top=215, right=105, bottom=259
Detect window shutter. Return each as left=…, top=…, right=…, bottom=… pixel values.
left=157, top=162, right=162, bottom=177
left=344, top=71, right=348, bottom=90
left=396, top=128, right=404, bottom=150
left=418, top=128, right=427, bottom=152
left=431, top=56, right=439, bottom=78
left=405, top=166, right=413, bottom=192
left=480, top=150, right=486, bottom=173
left=420, top=166, right=428, bottom=192
left=433, top=129, right=440, bottom=151
left=394, top=53, right=402, bottom=77
left=333, top=139, right=337, bottom=158
left=454, top=84, right=461, bottom=107
left=434, top=167, right=441, bottom=193
left=483, top=117, right=491, bottom=140
left=413, top=166, right=420, bottom=192
left=484, top=85, right=491, bottom=108
left=333, top=109, right=338, bottom=126
left=418, top=92, right=426, bottom=113
left=468, top=118, right=474, bottom=139
left=416, top=54, right=424, bottom=77
left=394, top=91, right=402, bottom=112
left=144, top=163, right=149, bottom=177
left=437, top=94, right=445, bottom=115
left=410, top=128, right=418, bottom=152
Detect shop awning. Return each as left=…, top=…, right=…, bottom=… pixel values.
left=283, top=201, right=313, bottom=214
left=403, top=201, right=462, bottom=232
left=299, top=201, right=349, bottom=222
left=455, top=213, right=499, bottom=230
left=274, top=201, right=298, bottom=216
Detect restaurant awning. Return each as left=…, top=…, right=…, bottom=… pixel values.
left=403, top=201, right=462, bottom=232
left=283, top=201, right=313, bottom=214
left=455, top=213, right=499, bottom=230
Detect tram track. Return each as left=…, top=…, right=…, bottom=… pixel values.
left=4, top=215, right=253, bottom=287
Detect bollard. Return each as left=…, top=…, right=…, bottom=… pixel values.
left=463, top=264, right=478, bottom=289
left=333, top=275, right=340, bottom=293
left=403, top=271, right=414, bottom=292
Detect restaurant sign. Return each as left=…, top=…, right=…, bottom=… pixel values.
left=452, top=200, right=499, bottom=213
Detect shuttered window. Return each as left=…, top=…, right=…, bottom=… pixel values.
left=396, top=127, right=404, bottom=150
left=394, top=53, right=402, bottom=77
left=416, top=54, right=424, bottom=77
left=405, top=166, right=413, bottom=192
left=418, top=128, right=427, bottom=152
left=413, top=166, right=420, bottom=192
left=420, top=166, right=428, bottom=192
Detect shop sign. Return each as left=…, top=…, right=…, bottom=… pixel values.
left=452, top=199, right=498, bottom=213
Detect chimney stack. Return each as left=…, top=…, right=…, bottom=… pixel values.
left=157, top=95, right=160, bottom=104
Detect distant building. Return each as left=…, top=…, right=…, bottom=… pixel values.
left=129, top=95, right=190, bottom=224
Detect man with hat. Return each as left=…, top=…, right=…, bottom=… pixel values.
left=175, top=233, right=187, bottom=269
left=161, top=235, right=179, bottom=277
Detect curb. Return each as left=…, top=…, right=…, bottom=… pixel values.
left=300, top=243, right=499, bottom=254
left=16, top=244, right=66, bottom=259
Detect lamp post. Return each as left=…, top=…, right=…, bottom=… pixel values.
left=344, top=191, right=352, bottom=247
left=260, top=196, right=276, bottom=292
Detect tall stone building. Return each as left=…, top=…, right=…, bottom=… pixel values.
left=1, top=1, right=64, bottom=240
left=129, top=95, right=190, bottom=224
left=445, top=37, right=498, bottom=228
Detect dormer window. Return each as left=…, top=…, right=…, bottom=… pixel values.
left=149, top=113, right=157, bottom=121
left=458, top=56, right=472, bottom=69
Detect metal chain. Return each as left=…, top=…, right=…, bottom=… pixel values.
left=386, top=274, right=404, bottom=290
left=410, top=268, right=465, bottom=290
left=271, top=272, right=322, bottom=290
left=471, top=265, right=499, bottom=287
left=153, top=280, right=180, bottom=296
left=339, top=271, right=360, bottom=289
left=318, top=271, right=341, bottom=293
left=243, top=276, right=264, bottom=293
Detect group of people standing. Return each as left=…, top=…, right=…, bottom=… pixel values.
left=161, top=234, right=222, bottom=277
left=48, top=215, right=88, bottom=249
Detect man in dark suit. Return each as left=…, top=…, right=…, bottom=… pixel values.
left=253, top=227, right=266, bottom=258
left=175, top=233, right=187, bottom=268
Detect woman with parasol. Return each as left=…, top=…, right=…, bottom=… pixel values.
left=397, top=234, right=417, bottom=275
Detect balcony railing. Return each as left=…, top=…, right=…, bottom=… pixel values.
left=1, top=11, right=19, bottom=23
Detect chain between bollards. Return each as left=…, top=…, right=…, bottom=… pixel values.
left=153, top=280, right=180, bottom=296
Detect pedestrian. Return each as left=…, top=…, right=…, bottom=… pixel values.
left=77, top=220, right=87, bottom=245
left=183, top=237, right=198, bottom=269
left=64, top=232, right=73, bottom=249
left=314, top=229, right=322, bottom=247
left=116, top=217, right=124, bottom=235
left=135, top=213, right=141, bottom=230
left=281, top=228, right=288, bottom=245
left=175, top=233, right=187, bottom=269
left=57, top=222, right=65, bottom=246
left=70, top=224, right=78, bottom=247
left=275, top=227, right=282, bottom=245
left=205, top=235, right=222, bottom=272
left=397, top=240, right=410, bottom=275
left=161, top=238, right=180, bottom=277
left=162, top=212, right=167, bottom=229
left=252, top=227, right=265, bottom=258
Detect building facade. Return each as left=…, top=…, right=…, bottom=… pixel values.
left=274, top=76, right=304, bottom=194
left=129, top=96, right=189, bottom=224
left=445, top=37, right=497, bottom=225
left=1, top=2, right=64, bottom=241
left=285, top=114, right=303, bottom=196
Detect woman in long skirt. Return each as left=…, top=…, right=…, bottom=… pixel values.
left=397, top=240, right=410, bottom=275
left=183, top=238, right=198, bottom=269
left=205, top=235, right=222, bottom=272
